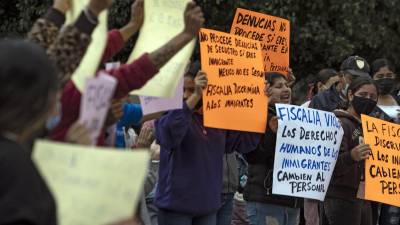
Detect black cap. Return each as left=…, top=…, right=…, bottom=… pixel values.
left=340, top=56, right=370, bottom=78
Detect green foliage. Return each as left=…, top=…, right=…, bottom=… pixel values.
left=1, top=0, right=399, bottom=80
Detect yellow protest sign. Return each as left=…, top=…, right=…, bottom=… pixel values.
left=199, top=28, right=267, bottom=133
left=68, top=0, right=108, bottom=92
left=230, top=8, right=290, bottom=75
left=128, top=0, right=195, bottom=98
left=33, top=140, right=150, bottom=225
left=361, top=115, right=400, bottom=207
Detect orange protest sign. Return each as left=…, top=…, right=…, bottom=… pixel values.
left=361, top=115, right=400, bottom=207
left=230, top=8, right=290, bottom=75
left=199, top=28, right=267, bottom=133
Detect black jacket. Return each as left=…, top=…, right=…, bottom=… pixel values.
left=244, top=106, right=301, bottom=208
left=309, top=83, right=347, bottom=112
left=326, top=110, right=363, bottom=200
left=0, top=137, right=57, bottom=225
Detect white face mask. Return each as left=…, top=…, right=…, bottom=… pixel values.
left=341, top=82, right=349, bottom=96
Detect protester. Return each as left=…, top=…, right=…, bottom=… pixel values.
left=369, top=59, right=400, bottom=225
left=300, top=68, right=338, bottom=225
left=302, top=68, right=339, bottom=108
left=154, top=68, right=261, bottom=225
left=369, top=58, right=400, bottom=122
left=244, top=72, right=301, bottom=225
left=0, top=39, right=58, bottom=225
left=309, top=56, right=370, bottom=111
left=324, top=77, right=378, bottom=225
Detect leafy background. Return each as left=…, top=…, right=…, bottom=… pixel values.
left=1, top=0, right=399, bottom=102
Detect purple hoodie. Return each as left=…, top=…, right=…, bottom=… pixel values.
left=155, top=102, right=261, bottom=215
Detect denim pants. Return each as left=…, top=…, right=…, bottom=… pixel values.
left=246, top=202, right=300, bottom=225
left=380, top=205, right=400, bottom=225
left=217, top=193, right=235, bottom=225
left=158, top=209, right=217, bottom=225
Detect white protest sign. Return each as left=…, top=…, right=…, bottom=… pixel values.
left=33, top=140, right=150, bottom=225
left=272, top=104, right=344, bottom=201
left=139, top=77, right=183, bottom=115
left=79, top=72, right=117, bottom=144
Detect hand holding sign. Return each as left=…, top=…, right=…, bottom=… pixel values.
left=351, top=143, right=372, bottom=161
left=183, top=2, right=205, bottom=37
left=88, top=0, right=113, bottom=16
left=195, top=71, right=208, bottom=96
left=53, top=0, right=72, bottom=13
left=130, top=0, right=144, bottom=29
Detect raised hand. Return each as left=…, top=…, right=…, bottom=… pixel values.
left=183, top=1, right=205, bottom=37
left=194, top=70, right=208, bottom=96
left=53, top=0, right=71, bottom=14
left=88, top=0, right=113, bottom=16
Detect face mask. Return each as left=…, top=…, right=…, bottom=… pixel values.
left=376, top=78, right=395, bottom=95
left=45, top=101, right=61, bottom=131
left=351, top=96, right=377, bottom=115
left=45, top=115, right=61, bottom=131
left=195, top=100, right=203, bottom=110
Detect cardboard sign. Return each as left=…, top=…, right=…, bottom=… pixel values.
left=128, top=0, right=195, bottom=98
left=230, top=8, right=290, bottom=74
left=68, top=0, right=108, bottom=92
left=79, top=72, right=117, bottom=144
left=33, top=140, right=150, bottom=225
left=273, top=104, right=344, bottom=200
left=139, top=77, right=183, bottom=115
left=361, top=115, right=400, bottom=207
left=199, top=28, right=267, bottom=133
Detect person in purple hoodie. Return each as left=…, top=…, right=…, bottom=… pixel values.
left=154, top=62, right=262, bottom=225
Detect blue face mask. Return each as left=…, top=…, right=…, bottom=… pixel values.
left=45, top=102, right=61, bottom=131
left=45, top=115, right=61, bottom=132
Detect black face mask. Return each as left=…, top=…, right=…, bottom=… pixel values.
left=376, top=78, right=395, bottom=95
left=351, top=96, right=377, bottom=115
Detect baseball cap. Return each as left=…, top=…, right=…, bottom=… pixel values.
left=340, top=56, right=370, bottom=78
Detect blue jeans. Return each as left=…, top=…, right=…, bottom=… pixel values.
left=246, top=202, right=299, bottom=225
left=217, top=193, right=235, bottom=225
left=158, top=209, right=216, bottom=225
left=380, top=205, right=400, bottom=225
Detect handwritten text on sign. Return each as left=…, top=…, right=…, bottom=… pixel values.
left=230, top=8, right=290, bottom=74
left=273, top=104, right=344, bottom=200
left=199, top=28, right=267, bottom=133
left=33, top=140, right=150, bottom=225
left=362, top=115, right=400, bottom=207
left=79, top=72, right=117, bottom=144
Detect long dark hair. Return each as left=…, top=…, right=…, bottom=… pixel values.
left=265, top=72, right=286, bottom=86
left=371, top=58, right=395, bottom=77
left=0, top=39, right=58, bottom=135
left=347, top=77, right=379, bottom=100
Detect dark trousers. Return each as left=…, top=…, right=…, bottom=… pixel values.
left=323, top=198, right=372, bottom=225
left=158, top=209, right=216, bottom=225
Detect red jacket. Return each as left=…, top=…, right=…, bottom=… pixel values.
left=50, top=29, right=158, bottom=145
